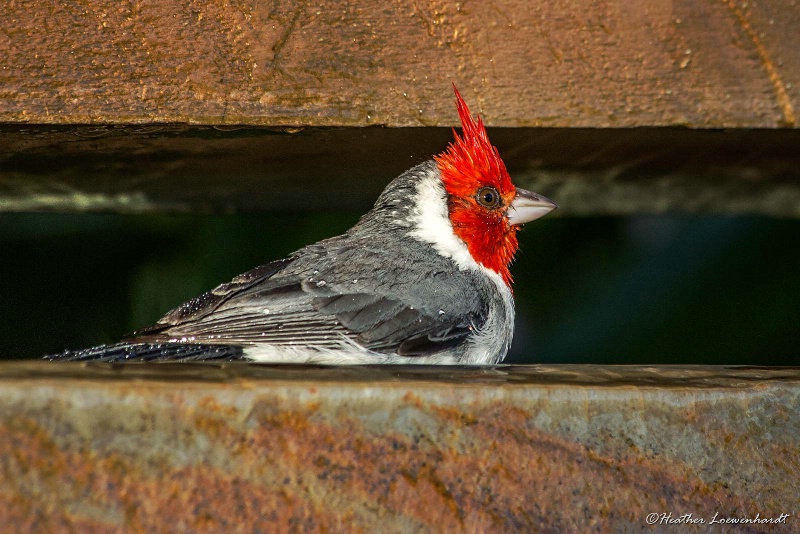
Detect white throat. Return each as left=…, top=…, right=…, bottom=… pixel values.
left=407, top=166, right=488, bottom=274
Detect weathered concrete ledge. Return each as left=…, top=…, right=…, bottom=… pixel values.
left=1, top=362, right=797, bottom=531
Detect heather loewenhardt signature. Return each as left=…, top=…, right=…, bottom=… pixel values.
left=646, top=512, right=791, bottom=526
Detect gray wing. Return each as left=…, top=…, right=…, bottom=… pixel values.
left=134, top=238, right=488, bottom=358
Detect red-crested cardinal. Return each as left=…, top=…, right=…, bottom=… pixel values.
left=49, top=88, right=556, bottom=364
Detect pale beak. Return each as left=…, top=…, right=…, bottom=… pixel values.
left=507, top=188, right=557, bottom=225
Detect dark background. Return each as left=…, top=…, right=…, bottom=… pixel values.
left=1, top=211, right=798, bottom=364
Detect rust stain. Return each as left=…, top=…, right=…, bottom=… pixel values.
left=1, top=368, right=798, bottom=531
left=242, top=399, right=763, bottom=530
left=0, top=417, right=359, bottom=531
left=722, top=0, right=796, bottom=126
left=197, top=396, right=240, bottom=417
left=3, top=418, right=68, bottom=479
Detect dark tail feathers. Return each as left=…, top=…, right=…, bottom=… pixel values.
left=45, top=342, right=245, bottom=363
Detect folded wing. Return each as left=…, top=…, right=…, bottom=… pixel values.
left=133, top=246, right=484, bottom=358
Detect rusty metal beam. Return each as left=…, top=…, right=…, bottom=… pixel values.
left=1, top=0, right=798, bottom=128
left=1, top=362, right=798, bottom=530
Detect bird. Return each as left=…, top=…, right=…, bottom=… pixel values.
left=47, top=87, right=556, bottom=365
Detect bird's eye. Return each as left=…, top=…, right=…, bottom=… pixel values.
left=475, top=186, right=502, bottom=209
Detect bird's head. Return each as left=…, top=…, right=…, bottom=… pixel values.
left=433, top=86, right=556, bottom=286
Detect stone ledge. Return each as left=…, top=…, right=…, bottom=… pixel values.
left=1, top=362, right=797, bottom=531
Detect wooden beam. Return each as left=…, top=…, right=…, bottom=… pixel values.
left=2, top=126, right=800, bottom=216
left=1, top=0, right=798, bottom=127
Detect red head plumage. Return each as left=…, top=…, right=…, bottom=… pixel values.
left=434, top=86, right=519, bottom=287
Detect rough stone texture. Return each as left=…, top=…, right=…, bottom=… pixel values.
left=2, top=125, right=800, bottom=217
left=0, top=0, right=798, bottom=127
left=0, top=362, right=798, bottom=532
